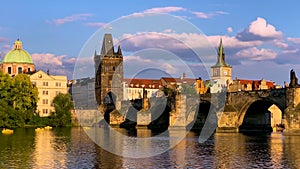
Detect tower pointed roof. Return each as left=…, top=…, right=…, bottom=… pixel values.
left=117, top=45, right=122, bottom=55
left=101, top=34, right=114, bottom=55
left=212, top=37, right=231, bottom=68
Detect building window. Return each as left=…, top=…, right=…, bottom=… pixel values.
left=43, top=99, right=48, bottom=104
left=8, top=67, right=11, bottom=74
left=214, top=70, right=218, bottom=76
left=28, top=68, right=31, bottom=72
left=43, top=82, right=48, bottom=86
left=56, top=82, right=61, bottom=87
left=42, top=109, right=48, bottom=114
left=18, top=67, right=22, bottom=74
left=32, top=82, right=36, bottom=87
left=43, top=90, right=48, bottom=95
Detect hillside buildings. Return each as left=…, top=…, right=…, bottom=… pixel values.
left=0, top=39, right=67, bottom=117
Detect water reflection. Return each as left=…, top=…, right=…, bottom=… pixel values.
left=1, top=128, right=300, bottom=168
left=214, top=133, right=247, bottom=168
left=284, top=136, right=300, bottom=169
left=0, top=128, right=35, bottom=169
left=33, top=129, right=66, bottom=168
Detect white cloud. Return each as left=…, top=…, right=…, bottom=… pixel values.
left=32, top=53, right=76, bottom=78
left=227, top=27, right=233, bottom=33
left=124, top=55, right=153, bottom=64
left=120, top=31, right=214, bottom=51
left=273, top=39, right=288, bottom=49
left=161, top=63, right=177, bottom=74
left=287, top=37, right=300, bottom=44
left=192, top=11, right=228, bottom=19
left=144, top=6, right=186, bottom=13
left=122, top=6, right=186, bottom=19
left=249, top=17, right=282, bottom=39
left=207, top=35, right=262, bottom=49
left=236, top=47, right=277, bottom=61
left=281, top=49, right=299, bottom=54
left=32, top=53, right=64, bottom=66
left=51, top=13, right=94, bottom=25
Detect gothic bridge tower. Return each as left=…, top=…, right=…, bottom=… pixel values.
left=94, top=34, right=123, bottom=110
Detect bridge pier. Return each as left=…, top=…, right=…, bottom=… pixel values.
left=283, top=87, right=300, bottom=135
left=216, top=104, right=239, bottom=133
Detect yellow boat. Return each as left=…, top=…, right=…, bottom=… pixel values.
left=2, top=129, right=14, bottom=135
left=35, top=127, right=44, bottom=132
left=44, top=126, right=52, bottom=130
left=83, top=126, right=91, bottom=130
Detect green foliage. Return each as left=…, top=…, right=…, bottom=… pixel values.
left=50, top=93, right=74, bottom=127
left=27, top=114, right=51, bottom=126
left=180, top=84, right=197, bottom=96
left=0, top=71, right=39, bottom=128
left=11, top=74, right=38, bottom=111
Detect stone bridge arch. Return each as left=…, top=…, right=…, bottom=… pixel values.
left=209, top=89, right=286, bottom=132
left=186, top=93, right=224, bottom=130
left=227, top=89, right=286, bottom=132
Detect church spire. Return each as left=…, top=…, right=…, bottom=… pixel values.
left=212, top=37, right=230, bottom=67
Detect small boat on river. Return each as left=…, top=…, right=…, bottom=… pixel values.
left=2, top=128, right=14, bottom=135
left=44, top=126, right=52, bottom=130
left=35, top=127, right=44, bottom=132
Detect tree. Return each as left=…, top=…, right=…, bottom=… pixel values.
left=0, top=71, right=12, bottom=103
left=180, top=84, right=197, bottom=96
left=0, top=71, right=38, bottom=127
left=51, top=93, right=74, bottom=127
left=11, top=74, right=38, bottom=111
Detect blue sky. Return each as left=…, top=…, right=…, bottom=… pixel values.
left=1, top=1, right=300, bottom=85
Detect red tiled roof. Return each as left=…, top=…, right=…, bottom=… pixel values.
left=124, top=78, right=162, bottom=89
left=237, top=79, right=275, bottom=89
left=124, top=77, right=197, bottom=89
left=161, top=77, right=178, bottom=83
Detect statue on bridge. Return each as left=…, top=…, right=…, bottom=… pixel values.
left=289, top=69, right=299, bottom=87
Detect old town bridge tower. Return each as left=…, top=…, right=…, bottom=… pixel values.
left=94, top=34, right=123, bottom=110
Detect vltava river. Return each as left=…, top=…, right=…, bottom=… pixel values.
left=1, top=127, right=300, bottom=169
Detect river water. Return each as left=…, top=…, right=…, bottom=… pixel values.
left=1, top=127, right=300, bottom=169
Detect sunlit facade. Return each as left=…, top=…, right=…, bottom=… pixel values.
left=30, top=70, right=67, bottom=117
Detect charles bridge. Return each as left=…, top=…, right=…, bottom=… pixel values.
left=109, top=86, right=300, bottom=135
left=74, top=83, right=300, bottom=135
left=76, top=34, right=300, bottom=134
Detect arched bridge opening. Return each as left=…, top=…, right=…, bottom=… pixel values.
left=189, top=101, right=217, bottom=131
left=239, top=100, right=284, bottom=133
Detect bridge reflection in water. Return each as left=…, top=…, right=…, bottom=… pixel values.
left=1, top=128, right=300, bottom=168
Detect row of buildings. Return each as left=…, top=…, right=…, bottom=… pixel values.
left=0, top=35, right=280, bottom=115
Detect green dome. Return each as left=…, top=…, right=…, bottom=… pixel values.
left=2, top=39, right=34, bottom=64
